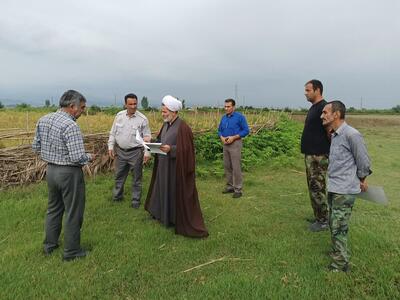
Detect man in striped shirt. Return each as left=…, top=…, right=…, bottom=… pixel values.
left=32, top=90, right=95, bottom=261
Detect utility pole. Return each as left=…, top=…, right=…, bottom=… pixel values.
left=234, top=83, right=238, bottom=102
left=360, top=97, right=363, bottom=110
left=114, top=93, right=117, bottom=106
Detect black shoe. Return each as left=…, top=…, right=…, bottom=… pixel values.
left=63, top=249, right=88, bottom=262
left=328, top=263, right=350, bottom=273
left=222, top=188, right=234, bottom=194
left=327, top=249, right=339, bottom=258
left=232, top=192, right=242, bottom=198
left=305, top=217, right=317, bottom=223
left=43, top=245, right=59, bottom=256
left=309, top=221, right=329, bottom=232
left=131, top=202, right=140, bottom=209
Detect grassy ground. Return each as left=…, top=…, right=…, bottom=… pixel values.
left=1, top=120, right=399, bottom=299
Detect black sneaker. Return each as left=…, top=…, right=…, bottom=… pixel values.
left=43, top=245, right=59, bottom=256
left=305, top=217, right=317, bottom=223
left=222, top=188, right=234, bottom=194
left=328, top=263, right=350, bottom=273
left=232, top=192, right=242, bottom=198
left=309, top=221, right=329, bottom=232
left=131, top=202, right=140, bottom=209
left=63, top=249, right=88, bottom=262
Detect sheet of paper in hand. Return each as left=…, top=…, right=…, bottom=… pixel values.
left=357, top=186, right=388, bottom=205
left=144, top=143, right=167, bottom=155
left=136, top=131, right=166, bottom=155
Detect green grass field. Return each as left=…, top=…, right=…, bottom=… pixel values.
left=1, top=118, right=399, bottom=299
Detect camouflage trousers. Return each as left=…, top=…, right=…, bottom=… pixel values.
left=328, top=192, right=356, bottom=268
left=304, top=155, right=328, bottom=222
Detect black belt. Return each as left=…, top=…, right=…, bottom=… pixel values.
left=117, top=145, right=143, bottom=152
left=47, top=163, right=81, bottom=168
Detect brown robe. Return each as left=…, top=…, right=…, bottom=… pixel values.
left=145, top=118, right=208, bottom=238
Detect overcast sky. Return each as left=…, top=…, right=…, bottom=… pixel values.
left=0, top=0, right=399, bottom=108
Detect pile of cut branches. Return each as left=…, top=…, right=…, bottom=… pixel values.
left=0, top=133, right=112, bottom=189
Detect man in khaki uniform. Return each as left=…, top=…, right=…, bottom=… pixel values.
left=108, top=93, right=151, bottom=208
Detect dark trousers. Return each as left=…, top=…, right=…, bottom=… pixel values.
left=44, top=164, right=85, bottom=257
left=113, top=147, right=144, bottom=204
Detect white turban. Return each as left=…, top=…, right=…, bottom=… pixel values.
left=162, top=95, right=182, bottom=112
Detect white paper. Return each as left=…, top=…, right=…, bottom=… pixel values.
left=135, top=131, right=167, bottom=155
left=357, top=186, right=388, bottom=205
left=135, top=131, right=149, bottom=149
left=144, top=143, right=167, bottom=155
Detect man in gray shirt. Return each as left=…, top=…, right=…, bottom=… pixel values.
left=321, top=100, right=372, bottom=272
left=108, top=93, right=152, bottom=208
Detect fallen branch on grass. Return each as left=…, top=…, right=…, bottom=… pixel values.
left=182, top=257, right=227, bottom=273
left=0, top=236, right=9, bottom=244
left=290, top=169, right=305, bottom=175
left=279, top=192, right=303, bottom=197
left=182, top=256, right=254, bottom=273
left=209, top=210, right=228, bottom=222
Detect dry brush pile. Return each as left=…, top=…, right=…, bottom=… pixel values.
left=0, top=133, right=113, bottom=190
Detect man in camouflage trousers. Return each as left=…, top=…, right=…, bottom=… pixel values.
left=321, top=101, right=371, bottom=272
left=301, top=80, right=330, bottom=231
left=305, top=155, right=329, bottom=224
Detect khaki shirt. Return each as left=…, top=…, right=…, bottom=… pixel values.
left=108, top=110, right=151, bottom=151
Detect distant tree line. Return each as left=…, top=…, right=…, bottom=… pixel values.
left=1, top=98, right=400, bottom=115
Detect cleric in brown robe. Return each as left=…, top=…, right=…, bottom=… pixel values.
left=145, top=95, right=208, bottom=238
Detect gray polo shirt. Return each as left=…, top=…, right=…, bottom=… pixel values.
left=328, top=122, right=372, bottom=194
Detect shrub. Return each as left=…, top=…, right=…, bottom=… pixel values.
left=88, top=105, right=102, bottom=115
left=15, top=103, right=32, bottom=111
left=194, top=116, right=301, bottom=177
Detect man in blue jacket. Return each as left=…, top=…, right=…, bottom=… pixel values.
left=218, top=98, right=249, bottom=198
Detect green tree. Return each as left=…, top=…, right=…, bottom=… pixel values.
left=45, top=99, right=51, bottom=107
left=88, top=105, right=102, bottom=115
left=16, top=103, right=31, bottom=110
left=0, top=101, right=3, bottom=109
left=182, top=99, right=186, bottom=109
left=392, top=105, right=400, bottom=113
left=348, top=107, right=356, bottom=113
left=141, top=96, right=149, bottom=109
left=283, top=107, right=292, bottom=113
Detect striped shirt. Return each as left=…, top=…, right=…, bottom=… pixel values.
left=32, top=110, right=91, bottom=166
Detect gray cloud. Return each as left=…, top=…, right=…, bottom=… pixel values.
left=0, top=0, right=399, bottom=108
